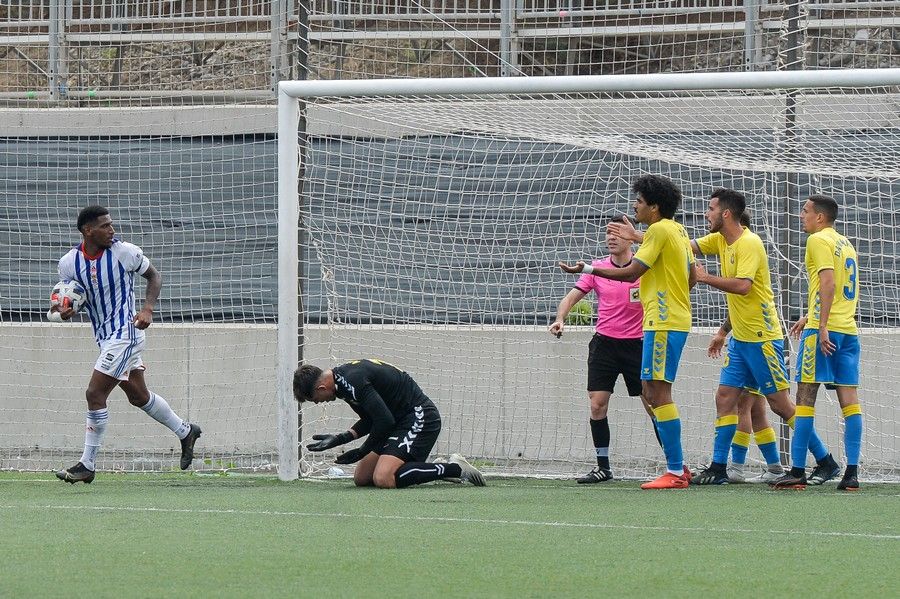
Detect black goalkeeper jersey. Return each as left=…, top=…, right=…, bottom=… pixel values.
left=332, top=359, right=435, bottom=454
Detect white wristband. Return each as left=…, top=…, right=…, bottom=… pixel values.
left=581, top=263, right=594, bottom=275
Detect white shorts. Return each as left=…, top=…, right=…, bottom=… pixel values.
left=95, top=337, right=145, bottom=381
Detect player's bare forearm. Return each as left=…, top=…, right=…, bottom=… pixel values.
left=817, top=270, right=836, bottom=331
left=816, top=270, right=837, bottom=355
left=708, top=313, right=730, bottom=358
left=559, top=260, right=645, bottom=281
left=133, top=266, right=161, bottom=329
left=594, top=267, right=637, bottom=282
left=720, top=314, right=732, bottom=335
left=701, top=275, right=751, bottom=295
left=551, top=289, right=586, bottom=337
left=556, top=289, right=585, bottom=320
left=141, top=265, right=162, bottom=313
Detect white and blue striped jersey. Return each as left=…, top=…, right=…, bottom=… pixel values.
left=57, top=238, right=151, bottom=345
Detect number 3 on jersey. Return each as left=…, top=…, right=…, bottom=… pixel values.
left=843, top=257, right=857, bottom=300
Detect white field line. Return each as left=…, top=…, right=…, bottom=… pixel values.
left=0, top=504, right=897, bottom=540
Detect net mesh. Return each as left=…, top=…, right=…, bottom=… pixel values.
left=295, top=84, right=900, bottom=480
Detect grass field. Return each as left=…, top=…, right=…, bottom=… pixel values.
left=1, top=472, right=898, bottom=598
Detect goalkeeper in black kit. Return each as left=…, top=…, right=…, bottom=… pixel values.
left=294, top=359, right=486, bottom=488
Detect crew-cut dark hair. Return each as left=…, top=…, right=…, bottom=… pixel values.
left=632, top=175, right=682, bottom=219
left=77, top=205, right=110, bottom=232
left=293, top=364, right=324, bottom=403
left=807, top=195, right=838, bottom=223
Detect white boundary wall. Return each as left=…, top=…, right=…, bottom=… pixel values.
left=3, top=323, right=897, bottom=475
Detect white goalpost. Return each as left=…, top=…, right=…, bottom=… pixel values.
left=278, top=68, right=900, bottom=482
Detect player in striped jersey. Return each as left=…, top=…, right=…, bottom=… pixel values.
left=52, top=206, right=201, bottom=484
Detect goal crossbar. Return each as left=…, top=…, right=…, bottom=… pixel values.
left=279, top=68, right=900, bottom=99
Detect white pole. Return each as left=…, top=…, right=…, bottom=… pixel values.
left=280, top=68, right=900, bottom=98
left=276, top=86, right=300, bottom=481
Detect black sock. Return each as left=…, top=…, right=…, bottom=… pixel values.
left=710, top=462, right=727, bottom=472
left=590, top=418, right=611, bottom=470
left=790, top=466, right=806, bottom=478
left=394, top=462, right=463, bottom=488
left=845, top=464, right=858, bottom=477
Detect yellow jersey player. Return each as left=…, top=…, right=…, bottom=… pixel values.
left=690, top=189, right=838, bottom=485
left=560, top=174, right=696, bottom=489
left=772, top=196, right=861, bottom=491
left=707, top=317, right=785, bottom=483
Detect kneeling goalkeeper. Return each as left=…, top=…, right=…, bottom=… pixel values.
left=294, top=359, right=485, bottom=488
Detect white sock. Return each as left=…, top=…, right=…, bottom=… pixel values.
left=79, top=408, right=108, bottom=471
left=140, top=392, right=191, bottom=440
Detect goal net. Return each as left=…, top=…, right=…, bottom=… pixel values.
left=282, top=69, right=900, bottom=481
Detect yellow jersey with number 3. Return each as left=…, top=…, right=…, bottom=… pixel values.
left=804, top=227, right=858, bottom=334
left=695, top=228, right=782, bottom=342
left=633, top=218, right=694, bottom=332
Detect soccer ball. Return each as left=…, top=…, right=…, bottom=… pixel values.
left=50, top=280, right=88, bottom=313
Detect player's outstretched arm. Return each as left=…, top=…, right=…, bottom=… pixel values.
left=559, top=259, right=646, bottom=282
left=134, top=265, right=161, bottom=330
left=558, top=260, right=587, bottom=274
left=693, top=262, right=751, bottom=295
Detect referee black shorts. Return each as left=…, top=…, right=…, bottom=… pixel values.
left=376, top=400, right=441, bottom=463
left=587, top=333, right=643, bottom=396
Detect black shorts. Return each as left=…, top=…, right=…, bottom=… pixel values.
left=587, top=333, right=643, bottom=396
left=375, top=401, right=441, bottom=462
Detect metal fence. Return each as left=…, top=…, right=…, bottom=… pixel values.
left=2, top=1, right=899, bottom=103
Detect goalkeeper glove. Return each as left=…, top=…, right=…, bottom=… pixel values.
left=335, top=447, right=366, bottom=464
left=306, top=431, right=354, bottom=452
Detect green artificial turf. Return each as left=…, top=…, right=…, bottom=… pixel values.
left=1, top=473, right=897, bottom=598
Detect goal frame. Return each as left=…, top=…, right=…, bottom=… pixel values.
left=275, top=68, right=900, bottom=481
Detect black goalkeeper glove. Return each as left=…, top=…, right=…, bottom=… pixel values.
left=306, top=431, right=354, bottom=452
left=335, top=447, right=366, bottom=464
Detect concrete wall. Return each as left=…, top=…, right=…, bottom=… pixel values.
left=2, top=323, right=898, bottom=477
left=3, top=95, right=898, bottom=137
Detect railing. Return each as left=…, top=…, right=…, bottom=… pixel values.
left=2, top=0, right=899, bottom=102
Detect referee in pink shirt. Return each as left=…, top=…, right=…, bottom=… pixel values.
left=550, top=220, right=661, bottom=483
